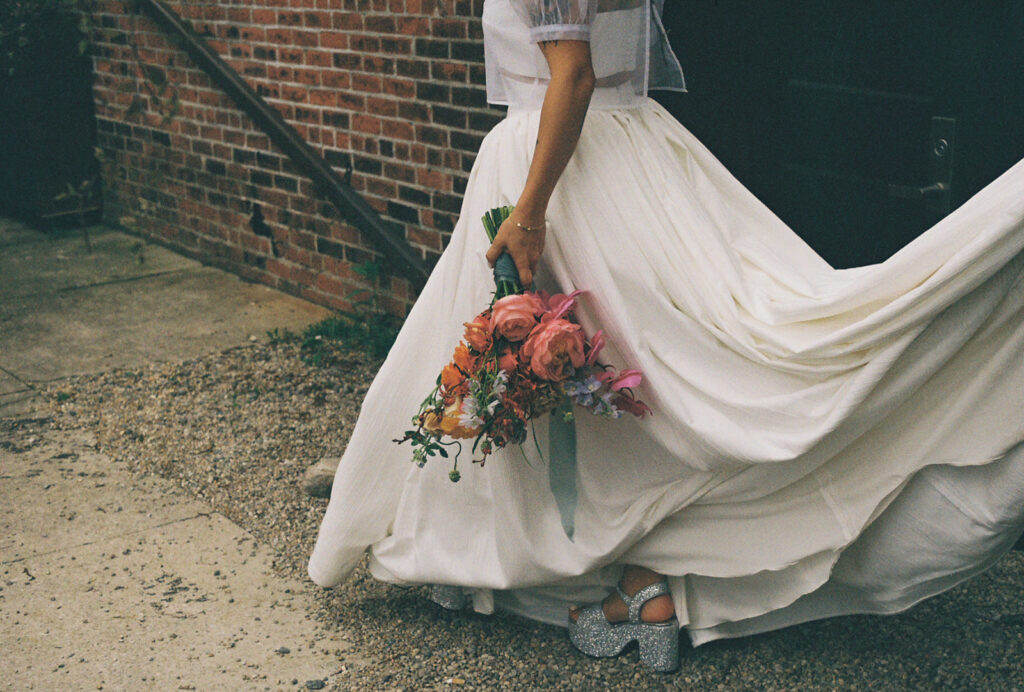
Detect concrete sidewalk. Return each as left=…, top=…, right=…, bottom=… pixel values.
left=0, top=219, right=330, bottom=416
left=1, top=219, right=368, bottom=689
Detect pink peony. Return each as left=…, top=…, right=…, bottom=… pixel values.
left=522, top=318, right=586, bottom=381
left=491, top=293, right=544, bottom=341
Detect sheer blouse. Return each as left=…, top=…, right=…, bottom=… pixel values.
left=483, top=0, right=686, bottom=109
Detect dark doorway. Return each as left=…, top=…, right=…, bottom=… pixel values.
left=654, top=1, right=1024, bottom=268
left=0, top=8, right=101, bottom=227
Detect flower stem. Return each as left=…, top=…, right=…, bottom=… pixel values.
left=481, top=205, right=522, bottom=301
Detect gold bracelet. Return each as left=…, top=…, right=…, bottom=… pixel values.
left=514, top=219, right=546, bottom=232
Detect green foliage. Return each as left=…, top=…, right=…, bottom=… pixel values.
left=266, top=260, right=403, bottom=365
left=0, top=0, right=91, bottom=77
left=54, top=177, right=99, bottom=249
left=265, top=327, right=298, bottom=346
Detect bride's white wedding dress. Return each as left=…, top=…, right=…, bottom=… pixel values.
left=309, top=0, right=1024, bottom=645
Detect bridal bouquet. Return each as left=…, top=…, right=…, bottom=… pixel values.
left=396, top=206, right=651, bottom=482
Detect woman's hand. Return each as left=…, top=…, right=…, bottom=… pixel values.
left=485, top=214, right=546, bottom=287
left=484, top=39, right=594, bottom=289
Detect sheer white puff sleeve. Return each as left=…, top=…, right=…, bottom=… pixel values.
left=510, top=0, right=597, bottom=43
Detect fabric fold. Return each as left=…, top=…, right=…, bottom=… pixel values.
left=309, top=98, right=1024, bottom=646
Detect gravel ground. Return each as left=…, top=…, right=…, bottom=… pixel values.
left=33, top=338, right=1024, bottom=691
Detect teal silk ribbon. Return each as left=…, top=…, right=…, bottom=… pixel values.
left=548, top=395, right=578, bottom=541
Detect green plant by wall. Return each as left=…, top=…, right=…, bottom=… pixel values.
left=0, top=0, right=91, bottom=77
left=267, top=260, right=403, bottom=364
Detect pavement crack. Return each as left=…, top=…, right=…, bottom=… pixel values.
left=0, top=364, right=32, bottom=389
left=0, top=510, right=220, bottom=566
left=55, top=269, right=190, bottom=294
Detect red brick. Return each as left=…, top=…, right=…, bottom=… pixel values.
left=321, top=71, right=351, bottom=89
left=352, top=114, right=382, bottom=134
left=367, top=97, right=398, bottom=117
left=407, top=226, right=442, bottom=250
left=349, top=35, right=380, bottom=52
left=293, top=30, right=319, bottom=47
left=366, top=176, right=397, bottom=197
left=365, top=15, right=396, bottom=33
left=267, top=28, right=293, bottom=44
left=309, top=89, right=338, bottom=107
left=305, top=49, right=334, bottom=67
left=363, top=55, right=395, bottom=73
left=332, top=13, right=364, bottom=30
left=315, top=272, right=346, bottom=295
left=321, top=31, right=350, bottom=49
left=396, top=16, right=430, bottom=35
left=351, top=73, right=383, bottom=93
left=295, top=69, right=321, bottom=85
left=431, top=18, right=467, bottom=38
left=432, top=61, right=468, bottom=82
left=382, top=77, right=415, bottom=98
left=417, top=168, right=450, bottom=191
left=382, top=119, right=414, bottom=140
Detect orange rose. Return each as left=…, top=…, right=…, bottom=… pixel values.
left=521, top=318, right=585, bottom=381
left=491, top=293, right=544, bottom=341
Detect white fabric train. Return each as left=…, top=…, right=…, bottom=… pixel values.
left=309, top=99, right=1024, bottom=645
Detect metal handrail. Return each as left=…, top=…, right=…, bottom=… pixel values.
left=134, top=0, right=429, bottom=288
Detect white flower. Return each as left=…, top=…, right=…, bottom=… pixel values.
left=492, top=371, right=508, bottom=395
left=459, top=412, right=485, bottom=429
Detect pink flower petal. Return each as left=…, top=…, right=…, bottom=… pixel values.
left=610, top=369, right=643, bottom=391
left=549, top=289, right=585, bottom=321
left=585, top=330, right=605, bottom=366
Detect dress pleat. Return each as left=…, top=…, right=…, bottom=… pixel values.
left=309, top=98, right=1024, bottom=645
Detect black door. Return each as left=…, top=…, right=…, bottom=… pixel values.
left=655, top=1, right=1024, bottom=268
left=0, top=8, right=101, bottom=226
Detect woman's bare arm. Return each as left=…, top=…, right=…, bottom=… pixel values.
left=484, top=39, right=596, bottom=287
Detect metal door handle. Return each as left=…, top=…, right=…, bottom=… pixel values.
left=887, top=181, right=949, bottom=200
left=885, top=117, right=956, bottom=215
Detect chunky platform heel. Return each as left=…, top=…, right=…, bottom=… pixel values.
left=568, top=581, right=680, bottom=673
left=428, top=584, right=469, bottom=610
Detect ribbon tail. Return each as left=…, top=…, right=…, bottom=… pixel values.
left=548, top=395, right=578, bottom=541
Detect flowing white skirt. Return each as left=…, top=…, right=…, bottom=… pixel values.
left=309, top=97, right=1024, bottom=645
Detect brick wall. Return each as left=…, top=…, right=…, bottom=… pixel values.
left=88, top=0, right=504, bottom=316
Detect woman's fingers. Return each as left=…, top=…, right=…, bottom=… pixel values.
left=485, top=238, right=504, bottom=267
left=515, top=257, right=533, bottom=287
left=485, top=217, right=545, bottom=286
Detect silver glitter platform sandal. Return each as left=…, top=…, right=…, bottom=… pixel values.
left=568, top=581, right=680, bottom=673
left=427, top=584, right=469, bottom=610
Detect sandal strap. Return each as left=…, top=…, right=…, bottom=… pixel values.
left=623, top=581, right=671, bottom=622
